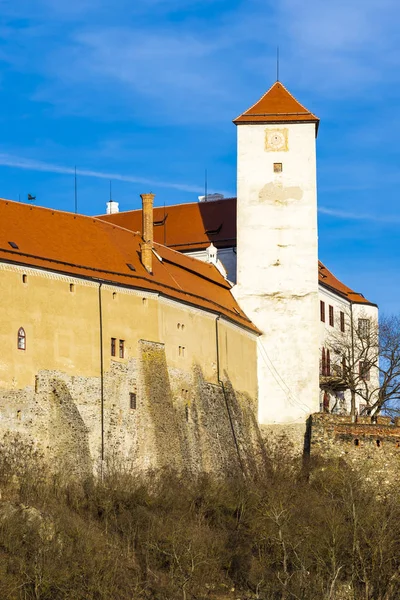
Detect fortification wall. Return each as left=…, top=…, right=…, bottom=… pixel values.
left=0, top=340, right=266, bottom=478
left=308, top=413, right=400, bottom=484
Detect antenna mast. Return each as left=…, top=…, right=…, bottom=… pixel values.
left=205, top=168, right=208, bottom=201
left=277, top=46, right=280, bottom=81
left=74, top=166, right=78, bottom=214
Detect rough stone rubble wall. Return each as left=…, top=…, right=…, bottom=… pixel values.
left=0, top=341, right=266, bottom=478
left=309, top=413, right=400, bottom=484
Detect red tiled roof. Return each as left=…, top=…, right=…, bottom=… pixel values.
left=98, top=198, right=237, bottom=252
left=318, top=263, right=375, bottom=306
left=99, top=198, right=374, bottom=306
left=0, top=199, right=259, bottom=333
left=233, top=81, right=319, bottom=131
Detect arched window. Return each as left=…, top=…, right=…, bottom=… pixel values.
left=17, top=327, right=26, bottom=350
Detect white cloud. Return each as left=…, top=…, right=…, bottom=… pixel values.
left=318, top=206, right=400, bottom=224
left=0, top=153, right=204, bottom=194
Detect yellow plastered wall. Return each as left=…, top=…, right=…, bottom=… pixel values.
left=0, top=264, right=258, bottom=399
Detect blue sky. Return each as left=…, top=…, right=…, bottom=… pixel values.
left=0, top=0, right=399, bottom=313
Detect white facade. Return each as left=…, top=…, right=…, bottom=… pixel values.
left=318, top=286, right=379, bottom=414
left=232, top=122, right=320, bottom=424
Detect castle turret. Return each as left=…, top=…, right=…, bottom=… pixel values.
left=232, top=81, right=320, bottom=424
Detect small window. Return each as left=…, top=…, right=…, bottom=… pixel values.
left=329, top=305, right=334, bottom=327
left=9, top=241, right=19, bottom=249
left=111, top=337, right=116, bottom=357
left=177, top=323, right=181, bottom=330
left=342, top=357, right=346, bottom=378
left=273, top=162, right=283, bottom=173
left=359, top=361, right=370, bottom=380
left=358, top=318, right=370, bottom=339
left=112, top=292, right=117, bottom=300
left=376, top=439, right=381, bottom=448
left=69, top=283, right=75, bottom=293
left=321, top=347, right=326, bottom=376
left=181, top=324, right=185, bottom=331
left=326, top=349, right=331, bottom=376
left=129, top=393, right=137, bottom=410
left=142, top=298, right=147, bottom=306
left=22, top=274, right=27, bottom=284
left=17, top=327, right=26, bottom=350
left=178, top=346, right=185, bottom=357
left=320, top=301, right=325, bottom=323
left=354, top=439, right=359, bottom=447
left=340, top=311, right=345, bottom=332
left=119, top=339, right=125, bottom=359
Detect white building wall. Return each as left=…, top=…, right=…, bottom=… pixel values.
left=318, top=286, right=379, bottom=414
left=232, top=122, right=320, bottom=424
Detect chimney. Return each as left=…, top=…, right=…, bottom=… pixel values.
left=106, top=200, right=119, bottom=214
left=141, top=193, right=155, bottom=273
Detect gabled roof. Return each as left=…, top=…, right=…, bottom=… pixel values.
left=0, top=199, right=259, bottom=333
left=233, top=81, right=319, bottom=131
left=99, top=198, right=374, bottom=306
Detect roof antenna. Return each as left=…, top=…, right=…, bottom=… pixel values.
left=74, top=166, right=78, bottom=214
left=109, top=179, right=112, bottom=202
left=276, top=46, right=280, bottom=82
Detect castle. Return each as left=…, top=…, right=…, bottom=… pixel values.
left=0, top=81, right=385, bottom=475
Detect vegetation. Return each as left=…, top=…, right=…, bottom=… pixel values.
left=1, top=435, right=400, bottom=599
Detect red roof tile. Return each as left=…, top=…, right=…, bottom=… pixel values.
left=99, top=198, right=374, bottom=306
left=98, top=198, right=237, bottom=252
left=0, top=199, right=259, bottom=333
left=233, top=81, right=319, bottom=131
left=318, top=263, right=375, bottom=306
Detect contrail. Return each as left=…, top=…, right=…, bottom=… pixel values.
left=0, top=153, right=204, bottom=194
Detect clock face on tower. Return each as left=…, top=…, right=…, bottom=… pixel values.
left=265, top=128, right=288, bottom=152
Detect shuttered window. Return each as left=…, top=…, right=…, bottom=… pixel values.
left=320, top=301, right=325, bottom=323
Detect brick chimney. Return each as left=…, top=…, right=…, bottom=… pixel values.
left=141, top=193, right=155, bottom=273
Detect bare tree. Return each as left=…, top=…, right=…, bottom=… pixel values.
left=324, top=312, right=400, bottom=417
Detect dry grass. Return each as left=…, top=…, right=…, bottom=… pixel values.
left=0, top=435, right=400, bottom=599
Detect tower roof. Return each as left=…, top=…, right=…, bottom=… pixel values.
left=233, top=81, right=319, bottom=131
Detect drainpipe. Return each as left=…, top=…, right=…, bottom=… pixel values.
left=98, top=282, right=105, bottom=476
left=215, top=315, right=245, bottom=476
left=350, top=302, right=356, bottom=420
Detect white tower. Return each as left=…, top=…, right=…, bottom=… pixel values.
left=232, top=82, right=320, bottom=424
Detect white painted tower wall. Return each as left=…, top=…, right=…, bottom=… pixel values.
left=233, top=122, right=320, bottom=424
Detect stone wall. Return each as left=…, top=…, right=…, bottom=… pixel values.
left=0, top=341, right=266, bottom=479
left=308, top=413, right=400, bottom=484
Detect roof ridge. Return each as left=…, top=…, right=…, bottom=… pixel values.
left=96, top=196, right=237, bottom=218
left=0, top=197, right=145, bottom=233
